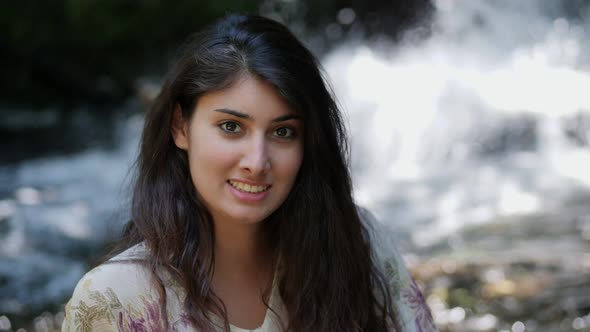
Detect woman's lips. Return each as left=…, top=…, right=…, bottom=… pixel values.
left=227, top=180, right=271, bottom=202
left=228, top=179, right=270, bottom=193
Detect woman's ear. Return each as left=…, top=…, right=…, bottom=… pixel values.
left=171, top=104, right=189, bottom=150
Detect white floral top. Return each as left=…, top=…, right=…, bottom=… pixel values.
left=62, top=211, right=438, bottom=332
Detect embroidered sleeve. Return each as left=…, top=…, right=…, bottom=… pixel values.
left=62, top=266, right=122, bottom=332
left=61, top=263, right=169, bottom=332
left=358, top=207, right=439, bottom=332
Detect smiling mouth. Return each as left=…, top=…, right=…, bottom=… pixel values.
left=228, top=180, right=271, bottom=193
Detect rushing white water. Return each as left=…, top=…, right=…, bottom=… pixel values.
left=324, top=0, right=590, bottom=246
left=0, top=108, right=141, bottom=314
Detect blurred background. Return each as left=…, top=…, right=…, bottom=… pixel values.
left=1, top=0, right=590, bottom=331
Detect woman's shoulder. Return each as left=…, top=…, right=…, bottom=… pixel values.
left=357, top=206, right=439, bottom=332
left=357, top=206, right=405, bottom=266
left=62, top=243, right=175, bottom=331
left=70, top=243, right=154, bottom=300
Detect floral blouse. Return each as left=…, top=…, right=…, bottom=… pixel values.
left=62, top=210, right=438, bottom=332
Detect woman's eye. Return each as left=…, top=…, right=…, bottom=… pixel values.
left=220, top=121, right=241, bottom=133
left=274, top=127, right=295, bottom=138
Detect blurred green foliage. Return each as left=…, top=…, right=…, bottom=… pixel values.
left=3, top=0, right=257, bottom=49
left=1, top=0, right=260, bottom=105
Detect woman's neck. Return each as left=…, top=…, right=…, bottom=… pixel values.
left=212, top=220, right=274, bottom=285
left=210, top=220, right=275, bottom=329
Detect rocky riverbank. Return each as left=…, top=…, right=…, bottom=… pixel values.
left=409, top=196, right=590, bottom=332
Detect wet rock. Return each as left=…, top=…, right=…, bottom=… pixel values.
left=410, top=213, right=590, bottom=332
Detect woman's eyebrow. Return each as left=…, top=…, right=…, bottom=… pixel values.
left=214, top=108, right=249, bottom=119
left=213, top=108, right=301, bottom=122
left=272, top=114, right=300, bottom=123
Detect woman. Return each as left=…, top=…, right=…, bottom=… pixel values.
left=62, top=14, right=437, bottom=332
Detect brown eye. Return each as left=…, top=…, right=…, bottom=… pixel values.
left=274, top=127, right=295, bottom=138
left=220, top=121, right=241, bottom=133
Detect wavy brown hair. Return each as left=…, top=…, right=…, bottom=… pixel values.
left=111, top=13, right=399, bottom=332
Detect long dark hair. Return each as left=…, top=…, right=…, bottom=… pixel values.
left=113, top=13, right=398, bottom=332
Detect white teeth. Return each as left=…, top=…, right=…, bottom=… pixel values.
left=229, top=180, right=269, bottom=193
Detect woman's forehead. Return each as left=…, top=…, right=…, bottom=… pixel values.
left=195, top=76, right=298, bottom=120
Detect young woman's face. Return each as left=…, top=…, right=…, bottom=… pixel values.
left=172, top=75, right=304, bottom=226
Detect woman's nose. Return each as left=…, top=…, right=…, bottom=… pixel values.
left=239, top=136, right=271, bottom=175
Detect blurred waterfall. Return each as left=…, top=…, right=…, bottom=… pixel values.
left=324, top=0, right=590, bottom=246
left=0, top=103, right=142, bottom=315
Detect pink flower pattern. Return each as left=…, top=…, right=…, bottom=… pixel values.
left=402, top=278, right=437, bottom=332
left=116, top=297, right=175, bottom=332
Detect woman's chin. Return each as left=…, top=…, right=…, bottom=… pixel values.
left=220, top=208, right=273, bottom=226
